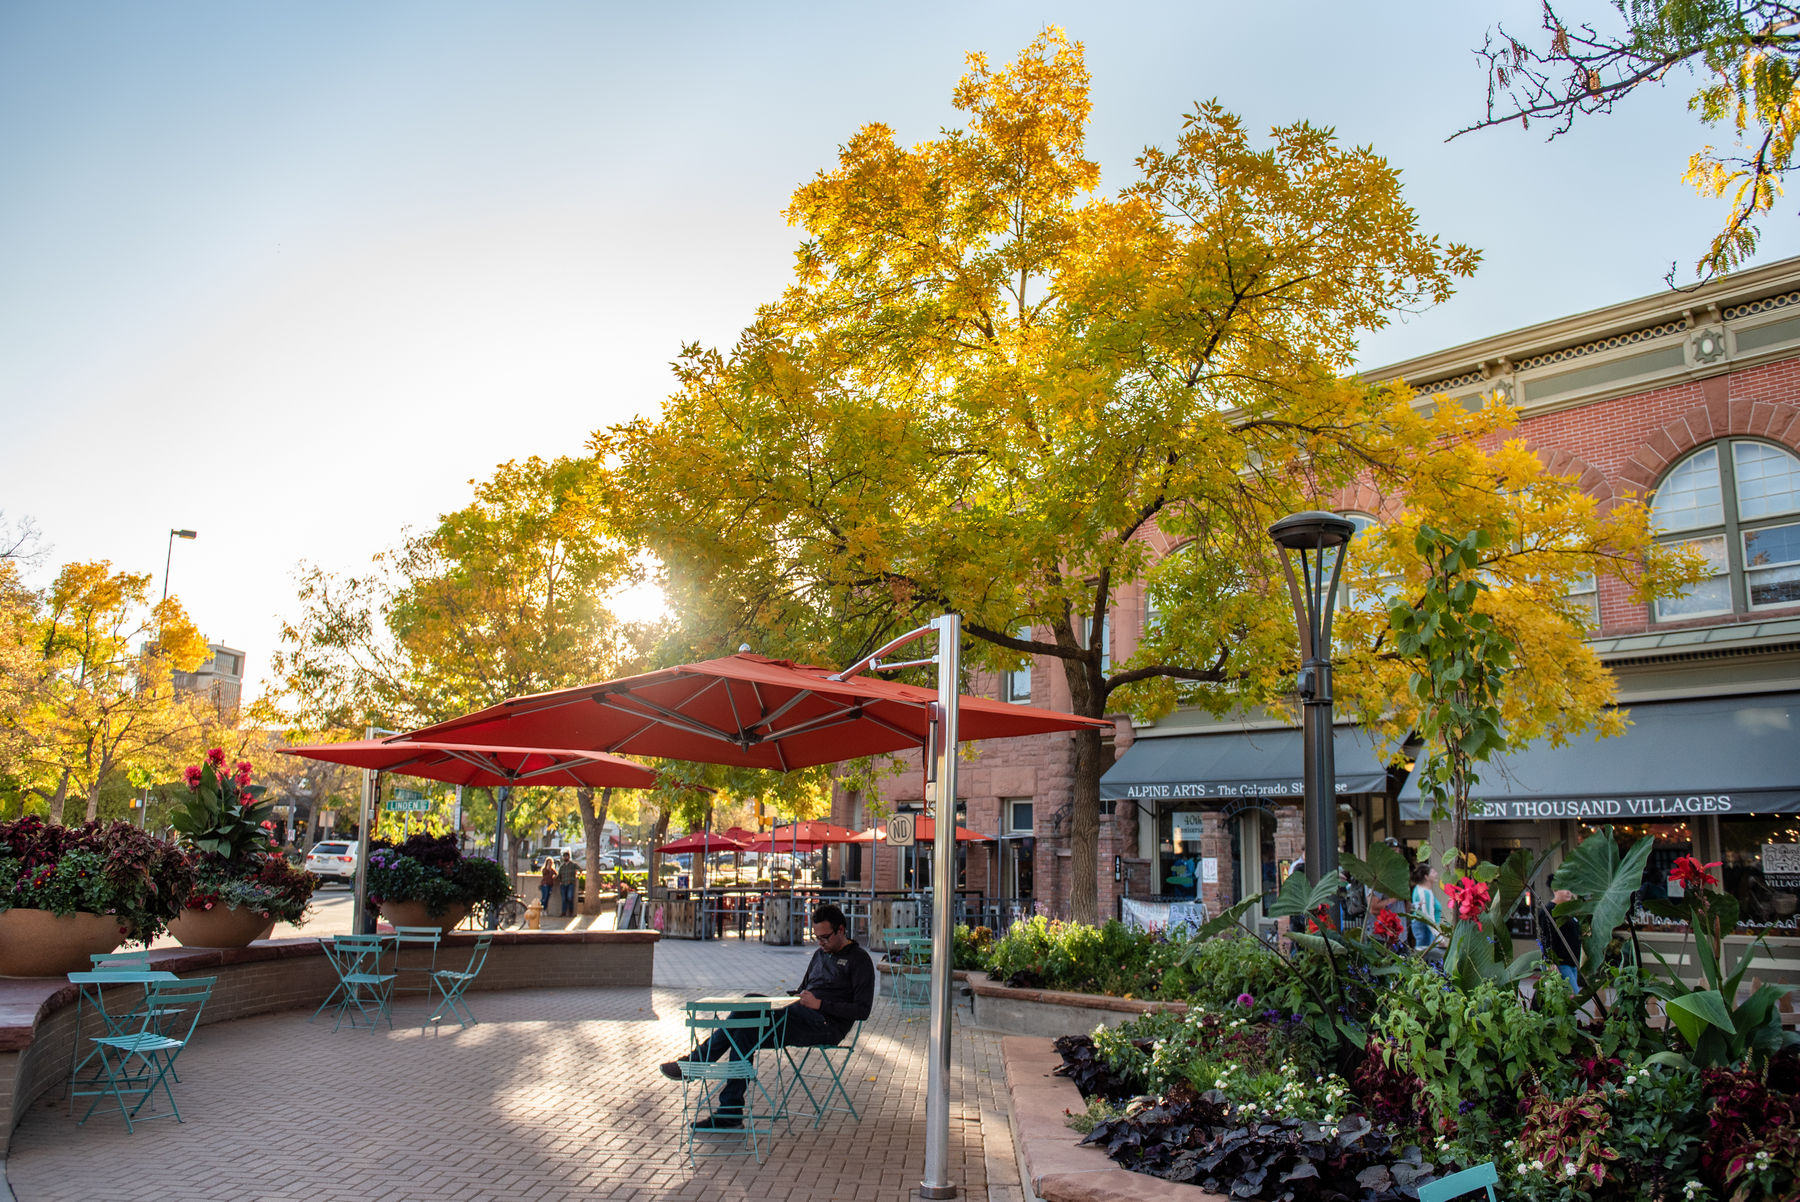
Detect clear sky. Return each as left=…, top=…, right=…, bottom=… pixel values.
left=4, top=1, right=1791, bottom=703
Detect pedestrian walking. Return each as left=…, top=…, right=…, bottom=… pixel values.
left=1410, top=862, right=1444, bottom=955
left=558, top=851, right=577, bottom=916
left=539, top=858, right=556, bottom=911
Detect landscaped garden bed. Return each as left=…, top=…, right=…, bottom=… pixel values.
left=970, top=828, right=1800, bottom=1202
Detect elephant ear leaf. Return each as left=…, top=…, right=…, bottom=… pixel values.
left=1266, top=869, right=1345, bottom=920
left=1343, top=844, right=1412, bottom=901
left=1551, top=827, right=1654, bottom=969
left=1666, top=991, right=1738, bottom=1050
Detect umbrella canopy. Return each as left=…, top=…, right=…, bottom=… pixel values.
left=740, top=821, right=860, bottom=854
left=281, top=739, right=660, bottom=791
left=851, top=817, right=993, bottom=843
left=656, top=831, right=749, bottom=855
left=720, top=825, right=759, bottom=844
left=400, top=652, right=1109, bottom=771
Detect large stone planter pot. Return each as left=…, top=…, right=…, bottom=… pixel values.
left=168, top=905, right=276, bottom=948
left=378, top=900, right=468, bottom=933
left=0, top=908, right=126, bottom=977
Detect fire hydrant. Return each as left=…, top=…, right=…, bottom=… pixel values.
left=525, top=899, right=544, bottom=930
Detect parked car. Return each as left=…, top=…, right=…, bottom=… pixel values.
left=304, top=840, right=360, bottom=886
left=615, top=849, right=646, bottom=869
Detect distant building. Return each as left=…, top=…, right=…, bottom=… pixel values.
left=173, top=641, right=245, bottom=714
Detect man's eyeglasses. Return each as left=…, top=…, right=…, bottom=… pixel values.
left=813, top=928, right=840, bottom=942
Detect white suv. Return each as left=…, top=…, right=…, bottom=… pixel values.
left=305, top=841, right=360, bottom=886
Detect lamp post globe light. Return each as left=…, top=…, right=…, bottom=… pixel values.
left=1269, top=511, right=1357, bottom=891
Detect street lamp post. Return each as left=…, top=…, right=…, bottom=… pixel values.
left=1269, top=511, right=1357, bottom=891
left=162, top=529, right=197, bottom=606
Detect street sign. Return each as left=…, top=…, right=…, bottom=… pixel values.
left=391, top=787, right=426, bottom=801
left=385, top=798, right=432, bottom=812
left=886, top=813, right=915, bottom=847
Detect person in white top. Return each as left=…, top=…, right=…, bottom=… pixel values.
left=1410, top=862, right=1444, bottom=952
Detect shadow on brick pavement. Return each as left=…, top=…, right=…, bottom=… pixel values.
left=6, top=939, right=1018, bottom=1202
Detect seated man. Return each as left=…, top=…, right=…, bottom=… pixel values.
left=660, top=902, right=874, bottom=1130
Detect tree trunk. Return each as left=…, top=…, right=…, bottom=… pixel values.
left=647, top=807, right=672, bottom=898
left=47, top=768, right=71, bottom=826
left=84, top=777, right=104, bottom=822
left=693, top=804, right=714, bottom=889
left=575, top=786, right=612, bottom=916
left=1068, top=724, right=1105, bottom=925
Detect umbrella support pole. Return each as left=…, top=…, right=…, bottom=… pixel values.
left=922, top=616, right=963, bottom=1199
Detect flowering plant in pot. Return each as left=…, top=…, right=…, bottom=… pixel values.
left=167, top=749, right=318, bottom=945
left=0, top=816, right=192, bottom=974
left=367, top=833, right=511, bottom=929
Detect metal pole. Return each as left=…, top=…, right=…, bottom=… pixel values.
left=921, top=612, right=960, bottom=1200
left=351, top=724, right=378, bottom=934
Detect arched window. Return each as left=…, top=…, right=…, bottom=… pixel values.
left=1653, top=440, right=1800, bottom=621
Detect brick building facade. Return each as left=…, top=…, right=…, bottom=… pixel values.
left=833, top=256, right=1800, bottom=934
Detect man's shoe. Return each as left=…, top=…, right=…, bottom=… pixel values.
left=692, top=1111, right=745, bottom=1131
left=658, top=1060, right=684, bottom=1081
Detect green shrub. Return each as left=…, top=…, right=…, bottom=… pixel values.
left=953, top=923, right=994, bottom=971
left=1371, top=958, right=1584, bottom=1158
left=985, top=917, right=1194, bottom=998
left=1179, top=932, right=1289, bottom=1010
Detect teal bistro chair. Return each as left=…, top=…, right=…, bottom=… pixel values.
left=423, top=932, right=492, bottom=1030
left=315, top=935, right=395, bottom=1032
left=1418, top=1162, right=1500, bottom=1202
left=388, top=925, right=442, bottom=999
left=781, top=1019, right=863, bottom=1127
left=678, top=1013, right=781, bottom=1165
left=72, top=976, right=216, bottom=1133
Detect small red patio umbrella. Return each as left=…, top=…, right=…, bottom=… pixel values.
left=850, top=817, right=992, bottom=843
left=656, top=831, right=750, bottom=855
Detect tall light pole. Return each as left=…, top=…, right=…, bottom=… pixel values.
left=1270, top=511, right=1357, bottom=890
left=162, top=529, right=197, bottom=606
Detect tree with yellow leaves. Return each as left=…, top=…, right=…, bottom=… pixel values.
left=22, top=560, right=209, bottom=823
left=598, top=29, right=1496, bottom=923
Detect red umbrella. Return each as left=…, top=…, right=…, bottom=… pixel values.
left=282, top=739, right=660, bottom=790
left=851, top=817, right=992, bottom=843
left=720, top=825, right=759, bottom=844
left=656, top=831, right=750, bottom=855
left=399, top=652, right=1108, bottom=770
left=740, top=820, right=859, bottom=852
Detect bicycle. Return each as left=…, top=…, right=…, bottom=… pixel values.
left=458, top=893, right=528, bottom=931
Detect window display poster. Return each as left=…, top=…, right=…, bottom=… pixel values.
left=1764, top=843, right=1800, bottom=890
left=1201, top=857, right=1219, bottom=884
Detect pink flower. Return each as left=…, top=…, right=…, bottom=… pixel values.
left=1669, top=855, right=1721, bottom=891
left=1235, top=992, right=1255, bottom=1007
left=260, top=820, right=274, bottom=830
left=234, top=761, right=253, bottom=787
left=183, top=766, right=203, bottom=790
left=1443, top=878, right=1491, bottom=927
left=205, top=747, right=226, bottom=768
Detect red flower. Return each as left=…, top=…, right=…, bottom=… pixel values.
left=205, top=747, right=227, bottom=768
left=1306, top=904, right=1338, bottom=933
left=1443, top=878, right=1492, bottom=927
left=234, top=761, right=253, bottom=787
left=183, top=765, right=203, bottom=790
left=260, top=820, right=274, bottom=830
left=1669, top=855, right=1722, bottom=891
left=1374, top=906, right=1406, bottom=942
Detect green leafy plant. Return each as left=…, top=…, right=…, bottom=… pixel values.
left=0, top=816, right=192, bottom=941
left=170, top=749, right=275, bottom=862
left=1370, top=957, right=1583, bottom=1158
left=169, top=750, right=316, bottom=923
left=1387, top=525, right=1516, bottom=852
left=1637, top=853, right=1798, bottom=1071
left=367, top=833, right=511, bottom=917
left=985, top=916, right=1196, bottom=999
left=953, top=923, right=995, bottom=971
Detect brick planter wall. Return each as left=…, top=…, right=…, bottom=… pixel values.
left=0, top=929, right=657, bottom=1153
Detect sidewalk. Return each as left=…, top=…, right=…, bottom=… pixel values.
left=6, top=939, right=1022, bottom=1202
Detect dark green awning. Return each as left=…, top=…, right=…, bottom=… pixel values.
left=1099, top=725, right=1391, bottom=804
left=1398, top=692, right=1800, bottom=821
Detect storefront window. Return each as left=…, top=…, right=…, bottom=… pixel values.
left=1158, top=810, right=1205, bottom=899
left=1721, top=816, right=1800, bottom=930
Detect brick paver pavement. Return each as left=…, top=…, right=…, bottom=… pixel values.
left=4, top=939, right=1024, bottom=1202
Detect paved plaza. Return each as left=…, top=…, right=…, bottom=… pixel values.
left=2, top=939, right=1025, bottom=1202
